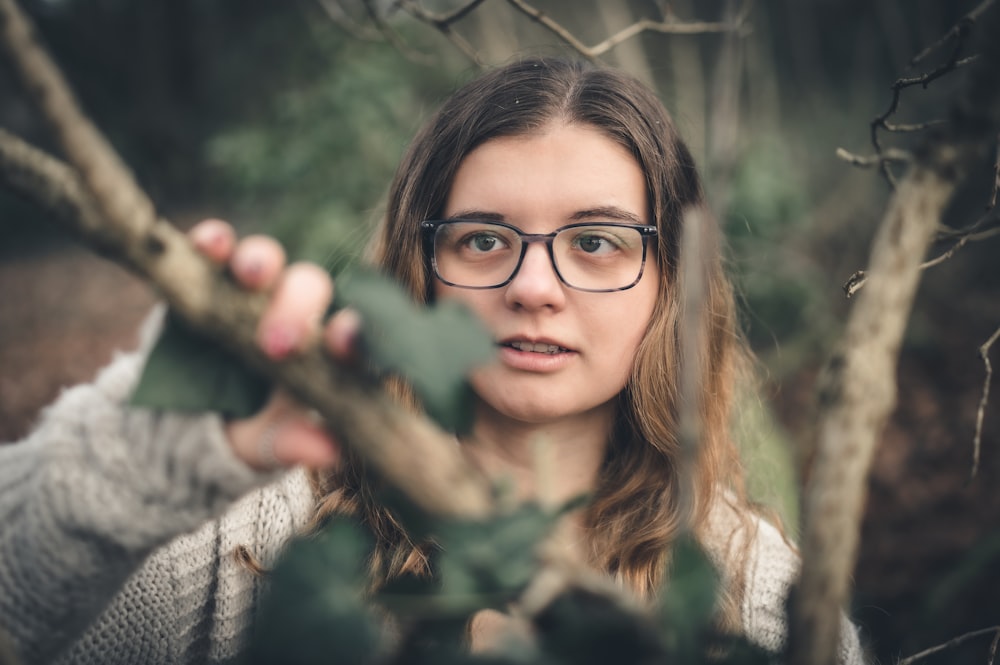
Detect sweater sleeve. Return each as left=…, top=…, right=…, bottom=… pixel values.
left=0, top=307, right=283, bottom=665
left=741, top=518, right=866, bottom=665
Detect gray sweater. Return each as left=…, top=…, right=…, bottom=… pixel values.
left=0, top=320, right=864, bottom=664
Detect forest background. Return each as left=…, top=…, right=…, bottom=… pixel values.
left=0, top=0, right=998, bottom=663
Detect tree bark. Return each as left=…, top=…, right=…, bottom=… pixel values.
left=788, top=8, right=1000, bottom=663
left=0, top=0, right=493, bottom=520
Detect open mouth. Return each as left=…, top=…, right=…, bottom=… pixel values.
left=503, top=340, right=571, bottom=355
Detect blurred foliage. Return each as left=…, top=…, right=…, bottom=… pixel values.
left=248, top=509, right=774, bottom=665
left=3, top=2, right=999, bottom=664
left=335, top=269, right=495, bottom=433
left=203, top=20, right=464, bottom=267
left=129, top=311, right=271, bottom=418
left=130, top=269, right=494, bottom=433
left=725, top=136, right=822, bottom=361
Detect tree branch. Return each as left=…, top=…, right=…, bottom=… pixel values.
left=896, top=625, right=1000, bottom=665
left=870, top=0, right=992, bottom=190
left=0, top=0, right=494, bottom=520
left=503, top=0, right=750, bottom=60
left=972, top=325, right=1000, bottom=479
left=789, top=7, right=1000, bottom=663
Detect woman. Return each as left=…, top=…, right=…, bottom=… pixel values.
left=0, top=58, right=864, bottom=664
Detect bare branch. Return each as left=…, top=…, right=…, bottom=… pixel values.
left=315, top=0, right=382, bottom=41
left=791, top=163, right=958, bottom=665
left=503, top=0, right=750, bottom=60
left=921, top=221, right=997, bottom=271
left=896, top=625, right=1000, bottom=665
left=836, top=146, right=912, bottom=168
left=870, top=0, right=992, bottom=191
left=883, top=118, right=946, bottom=133
left=842, top=210, right=999, bottom=297
left=395, top=0, right=485, bottom=66
left=401, top=0, right=489, bottom=27
left=991, top=133, right=1000, bottom=209
left=972, top=325, right=1000, bottom=479
left=790, top=8, right=1000, bottom=660
left=359, top=0, right=436, bottom=65
left=0, top=0, right=494, bottom=520
left=909, top=0, right=996, bottom=68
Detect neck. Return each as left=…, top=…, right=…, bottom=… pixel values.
left=460, top=401, right=614, bottom=506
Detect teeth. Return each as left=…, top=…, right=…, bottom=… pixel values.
left=509, top=341, right=565, bottom=354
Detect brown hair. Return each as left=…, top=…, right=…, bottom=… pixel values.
left=310, top=57, right=753, bottom=632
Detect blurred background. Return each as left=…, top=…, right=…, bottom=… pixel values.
left=1, top=0, right=998, bottom=662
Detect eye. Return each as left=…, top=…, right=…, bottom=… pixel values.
left=461, top=230, right=508, bottom=253
left=569, top=229, right=626, bottom=255
left=576, top=234, right=609, bottom=253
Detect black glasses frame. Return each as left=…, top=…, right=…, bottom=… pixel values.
left=420, top=219, right=658, bottom=293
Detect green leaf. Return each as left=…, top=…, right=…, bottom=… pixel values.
left=656, top=536, right=721, bottom=659
left=129, top=312, right=270, bottom=418
left=378, top=499, right=584, bottom=621
left=335, top=269, right=496, bottom=433
left=246, top=518, right=380, bottom=665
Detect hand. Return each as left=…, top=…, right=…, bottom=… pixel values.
left=189, top=218, right=359, bottom=471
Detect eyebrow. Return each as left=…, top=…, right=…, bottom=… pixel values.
left=444, top=206, right=645, bottom=224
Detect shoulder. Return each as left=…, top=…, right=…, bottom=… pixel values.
left=701, top=499, right=866, bottom=663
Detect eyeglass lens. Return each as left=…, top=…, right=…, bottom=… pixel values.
left=432, top=221, right=647, bottom=291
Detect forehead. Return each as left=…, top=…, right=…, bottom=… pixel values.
left=443, top=122, right=649, bottom=227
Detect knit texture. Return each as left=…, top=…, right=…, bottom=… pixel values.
left=0, top=311, right=864, bottom=664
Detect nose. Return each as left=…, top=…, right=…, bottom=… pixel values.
left=504, top=242, right=567, bottom=311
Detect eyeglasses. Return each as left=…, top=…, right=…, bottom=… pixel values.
left=421, top=219, right=658, bottom=292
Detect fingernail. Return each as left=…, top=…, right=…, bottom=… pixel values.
left=262, top=326, right=298, bottom=359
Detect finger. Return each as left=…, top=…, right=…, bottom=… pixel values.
left=257, top=262, right=333, bottom=359
left=231, top=235, right=287, bottom=291
left=189, top=219, right=236, bottom=264
left=225, top=393, right=340, bottom=471
left=266, top=417, right=341, bottom=469
left=324, top=307, right=363, bottom=364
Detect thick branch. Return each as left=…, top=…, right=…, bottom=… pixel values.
left=0, top=0, right=493, bottom=520
left=789, top=164, right=954, bottom=665
left=789, top=8, right=1000, bottom=663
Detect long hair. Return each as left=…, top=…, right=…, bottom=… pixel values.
left=309, top=57, right=753, bottom=632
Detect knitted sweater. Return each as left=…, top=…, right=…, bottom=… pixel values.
left=0, top=321, right=864, bottom=665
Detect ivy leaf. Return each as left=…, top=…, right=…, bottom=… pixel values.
left=129, top=312, right=270, bottom=418
left=246, top=518, right=380, bottom=665
left=335, top=269, right=496, bottom=433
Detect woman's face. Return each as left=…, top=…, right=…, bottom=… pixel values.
left=435, top=121, right=660, bottom=426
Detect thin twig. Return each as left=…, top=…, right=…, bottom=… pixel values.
left=897, top=625, right=1000, bottom=665
left=836, top=147, right=912, bottom=168
left=504, top=0, right=750, bottom=60
left=315, top=0, right=382, bottom=41
left=909, top=0, right=996, bottom=68
left=404, top=0, right=490, bottom=27
left=843, top=213, right=999, bottom=297
left=972, top=326, right=1000, bottom=479
left=884, top=119, right=946, bottom=133
left=870, top=0, right=986, bottom=190
left=991, top=133, right=1000, bottom=209
left=934, top=210, right=1000, bottom=239
left=989, top=621, right=1000, bottom=665
left=359, top=0, right=435, bottom=65
left=395, top=0, right=485, bottom=66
